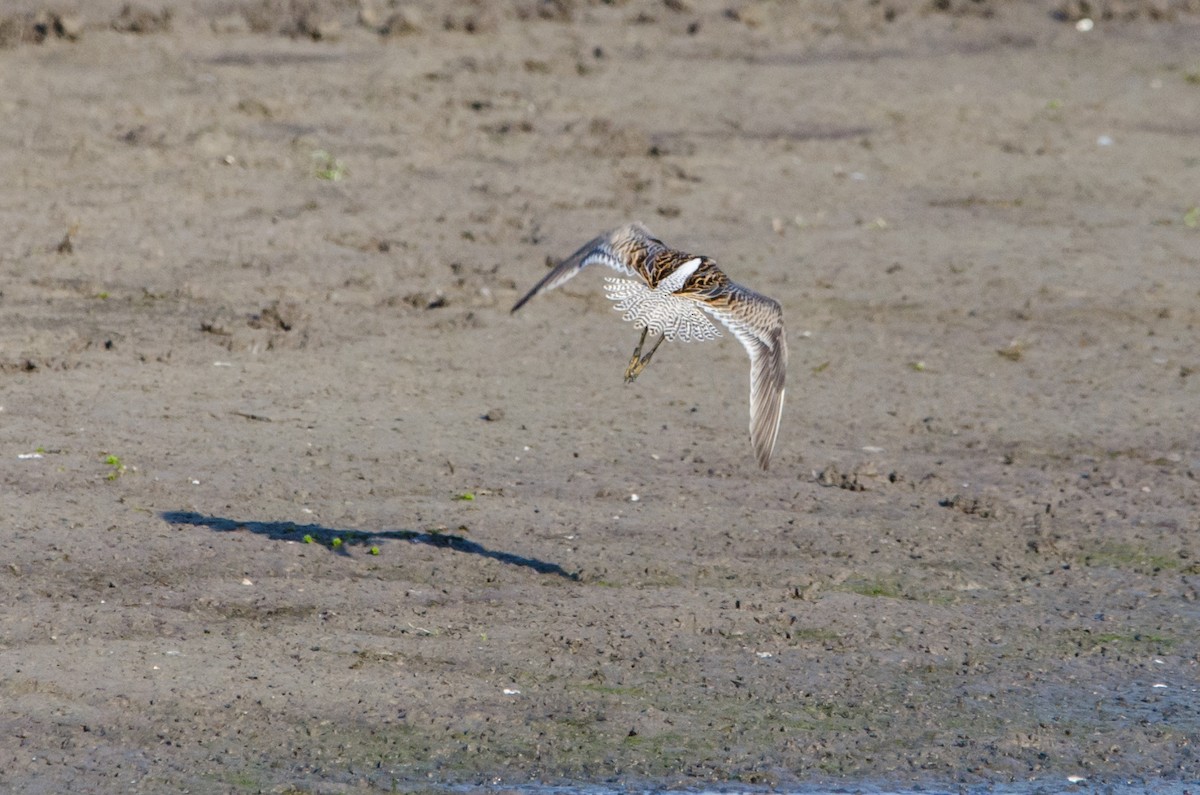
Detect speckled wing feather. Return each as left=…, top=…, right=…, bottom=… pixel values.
left=697, top=286, right=787, bottom=470
left=601, top=258, right=722, bottom=342
left=511, top=223, right=658, bottom=313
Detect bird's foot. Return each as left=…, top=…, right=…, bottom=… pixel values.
left=624, top=330, right=664, bottom=384
left=624, top=357, right=646, bottom=383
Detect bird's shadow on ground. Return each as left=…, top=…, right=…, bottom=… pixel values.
left=161, top=511, right=578, bottom=580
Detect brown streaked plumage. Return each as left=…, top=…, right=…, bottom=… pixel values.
left=511, top=223, right=787, bottom=470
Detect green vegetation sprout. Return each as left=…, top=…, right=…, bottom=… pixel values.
left=312, top=150, right=346, bottom=181
left=103, top=454, right=126, bottom=480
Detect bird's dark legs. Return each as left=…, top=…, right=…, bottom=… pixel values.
left=624, top=327, right=666, bottom=383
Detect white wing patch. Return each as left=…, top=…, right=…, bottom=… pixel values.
left=602, top=262, right=721, bottom=343
left=657, top=257, right=702, bottom=293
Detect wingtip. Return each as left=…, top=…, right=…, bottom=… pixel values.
left=511, top=291, right=533, bottom=314
left=756, top=443, right=773, bottom=470
left=750, top=375, right=784, bottom=472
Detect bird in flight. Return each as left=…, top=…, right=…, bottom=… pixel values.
left=511, top=223, right=787, bottom=469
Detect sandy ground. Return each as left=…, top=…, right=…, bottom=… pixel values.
left=2, top=1, right=1199, bottom=792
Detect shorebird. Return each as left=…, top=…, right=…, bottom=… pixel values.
left=511, top=223, right=787, bottom=469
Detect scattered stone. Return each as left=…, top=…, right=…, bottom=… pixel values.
left=996, top=340, right=1026, bottom=361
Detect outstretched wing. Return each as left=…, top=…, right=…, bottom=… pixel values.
left=699, top=289, right=787, bottom=470
left=511, top=224, right=656, bottom=313
left=599, top=257, right=719, bottom=342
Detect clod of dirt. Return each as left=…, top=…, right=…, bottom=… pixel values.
left=54, top=13, right=84, bottom=39
left=201, top=303, right=306, bottom=352
left=376, top=8, right=423, bottom=36
left=199, top=320, right=231, bottom=336
left=405, top=291, right=448, bottom=310
left=120, top=125, right=167, bottom=147
left=248, top=303, right=296, bottom=332
left=1053, top=0, right=1195, bottom=21
left=34, top=11, right=83, bottom=40
left=815, top=463, right=867, bottom=491
left=927, top=0, right=996, bottom=17
left=938, top=493, right=999, bottom=518
left=530, top=0, right=575, bottom=22
left=996, top=340, right=1026, bottom=361
left=442, top=3, right=500, bottom=34
left=112, top=4, right=172, bottom=34
left=295, top=12, right=340, bottom=40
left=0, top=11, right=83, bottom=47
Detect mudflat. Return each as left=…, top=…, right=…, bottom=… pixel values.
left=2, top=1, right=1198, bottom=792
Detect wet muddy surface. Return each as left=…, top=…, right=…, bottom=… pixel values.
left=1, top=1, right=1198, bottom=792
